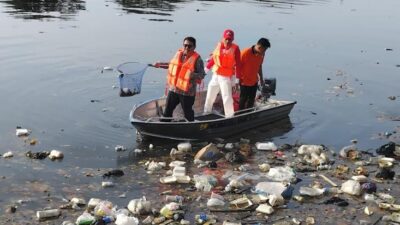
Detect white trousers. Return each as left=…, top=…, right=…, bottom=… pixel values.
left=204, top=73, right=234, bottom=118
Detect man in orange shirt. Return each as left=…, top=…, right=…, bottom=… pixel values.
left=239, top=38, right=270, bottom=110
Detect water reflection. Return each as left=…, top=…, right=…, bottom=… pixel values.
left=112, top=0, right=328, bottom=18
left=0, top=0, right=329, bottom=20
left=254, top=0, right=329, bottom=9
left=0, top=0, right=85, bottom=20
left=114, top=0, right=185, bottom=16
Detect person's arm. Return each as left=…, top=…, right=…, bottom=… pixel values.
left=258, top=64, right=264, bottom=86
left=191, top=57, right=206, bottom=80
left=153, top=62, right=169, bottom=69
left=234, top=47, right=242, bottom=80
left=205, top=57, right=214, bottom=72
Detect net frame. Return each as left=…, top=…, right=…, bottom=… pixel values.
left=116, top=62, right=149, bottom=97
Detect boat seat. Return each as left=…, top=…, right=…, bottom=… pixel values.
left=195, top=112, right=225, bottom=121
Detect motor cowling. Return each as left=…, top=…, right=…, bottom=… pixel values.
left=260, top=78, right=276, bottom=100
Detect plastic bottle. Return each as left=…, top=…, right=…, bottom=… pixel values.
left=152, top=216, right=166, bottom=224
left=165, top=195, right=184, bottom=202
left=102, top=181, right=115, bottom=188
left=36, top=209, right=61, bottom=219
left=76, top=212, right=96, bottom=225
left=198, top=213, right=207, bottom=223
left=102, top=216, right=114, bottom=223
left=255, top=142, right=277, bottom=151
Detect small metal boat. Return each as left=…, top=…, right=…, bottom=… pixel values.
left=129, top=88, right=296, bottom=141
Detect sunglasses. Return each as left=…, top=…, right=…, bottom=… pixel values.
left=183, top=44, right=194, bottom=49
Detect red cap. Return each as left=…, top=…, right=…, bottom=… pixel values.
left=223, top=29, right=234, bottom=40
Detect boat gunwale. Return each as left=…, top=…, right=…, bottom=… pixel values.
left=129, top=97, right=297, bottom=125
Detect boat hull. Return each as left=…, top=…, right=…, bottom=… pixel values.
left=130, top=94, right=296, bottom=140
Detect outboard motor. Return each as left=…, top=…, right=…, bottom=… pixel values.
left=259, top=78, right=276, bottom=101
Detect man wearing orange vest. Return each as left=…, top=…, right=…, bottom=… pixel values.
left=204, top=29, right=242, bottom=118
left=239, top=38, right=271, bottom=110
left=153, top=37, right=206, bottom=122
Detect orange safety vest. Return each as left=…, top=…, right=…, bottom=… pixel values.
left=212, top=42, right=239, bottom=77
left=167, top=49, right=200, bottom=92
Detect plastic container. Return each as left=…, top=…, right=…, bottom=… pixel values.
left=268, top=194, right=285, bottom=206
left=256, top=204, right=274, bottom=214
left=49, top=150, right=64, bottom=160
left=175, top=175, right=191, bottom=184
left=341, top=180, right=361, bottom=196
left=160, top=176, right=177, bottom=184
left=102, top=181, right=114, bottom=188
left=165, top=195, right=184, bottom=203
left=177, top=142, right=192, bottom=152
left=172, top=166, right=186, bottom=177
left=255, top=142, right=277, bottom=151
left=169, top=160, right=186, bottom=167
left=16, top=128, right=29, bottom=136
left=299, top=187, right=325, bottom=197
left=36, top=209, right=61, bottom=219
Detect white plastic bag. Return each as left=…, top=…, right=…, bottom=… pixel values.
left=115, top=214, right=139, bottom=225
left=267, top=166, right=296, bottom=182
left=127, top=197, right=151, bottom=215
left=193, top=175, right=217, bottom=192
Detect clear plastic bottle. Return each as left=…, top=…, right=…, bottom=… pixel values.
left=165, top=195, right=184, bottom=202
left=36, top=209, right=61, bottom=219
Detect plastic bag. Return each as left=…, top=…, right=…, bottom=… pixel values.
left=127, top=196, right=151, bottom=215
left=193, top=175, right=217, bottom=192
left=76, top=212, right=95, bottom=225
left=115, top=214, right=139, bottom=225
left=93, top=200, right=114, bottom=217
left=267, top=166, right=296, bottom=182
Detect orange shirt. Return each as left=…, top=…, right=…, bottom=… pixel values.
left=240, top=46, right=264, bottom=86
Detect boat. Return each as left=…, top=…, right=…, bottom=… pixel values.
left=129, top=87, right=296, bottom=141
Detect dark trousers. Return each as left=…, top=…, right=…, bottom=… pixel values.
left=163, top=91, right=195, bottom=121
left=239, top=84, right=258, bottom=110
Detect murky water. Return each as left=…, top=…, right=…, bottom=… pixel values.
left=0, top=0, right=399, bottom=224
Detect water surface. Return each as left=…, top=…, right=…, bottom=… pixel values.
left=0, top=0, right=399, bottom=223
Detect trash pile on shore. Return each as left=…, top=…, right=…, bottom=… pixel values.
left=3, top=137, right=400, bottom=225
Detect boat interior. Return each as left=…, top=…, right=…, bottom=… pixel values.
left=132, top=91, right=291, bottom=122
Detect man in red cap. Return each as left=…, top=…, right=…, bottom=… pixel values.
left=203, top=29, right=241, bottom=118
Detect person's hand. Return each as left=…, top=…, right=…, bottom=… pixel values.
left=260, top=79, right=265, bottom=87
left=153, top=62, right=162, bottom=68
left=204, top=67, right=210, bottom=74
left=232, top=83, right=240, bottom=93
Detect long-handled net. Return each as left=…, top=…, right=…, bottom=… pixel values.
left=116, top=62, right=149, bottom=97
